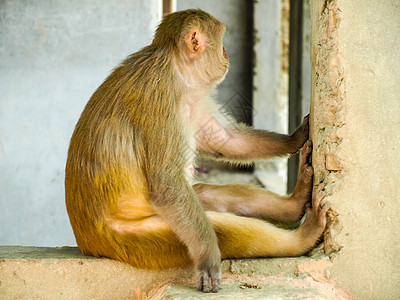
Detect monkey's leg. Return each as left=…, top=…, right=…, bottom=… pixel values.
left=194, top=141, right=313, bottom=222
left=105, top=186, right=327, bottom=268
left=211, top=185, right=328, bottom=258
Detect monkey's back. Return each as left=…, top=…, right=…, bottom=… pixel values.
left=65, top=47, right=184, bottom=256
left=65, top=94, right=141, bottom=254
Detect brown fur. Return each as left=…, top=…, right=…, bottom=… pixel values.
left=65, top=9, right=327, bottom=293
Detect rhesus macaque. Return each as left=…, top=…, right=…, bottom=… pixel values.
left=65, top=9, right=328, bottom=293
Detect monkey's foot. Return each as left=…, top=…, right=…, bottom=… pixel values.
left=298, top=184, right=329, bottom=244
left=287, top=140, right=313, bottom=220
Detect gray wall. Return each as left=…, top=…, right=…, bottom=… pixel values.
left=0, top=0, right=161, bottom=246
left=252, top=0, right=287, bottom=194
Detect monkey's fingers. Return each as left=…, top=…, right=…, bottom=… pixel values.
left=199, top=272, right=210, bottom=293
left=211, top=274, right=220, bottom=293
left=199, top=271, right=220, bottom=293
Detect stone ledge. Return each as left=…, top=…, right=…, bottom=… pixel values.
left=164, top=277, right=344, bottom=300
left=0, top=246, right=90, bottom=260
left=0, top=246, right=340, bottom=299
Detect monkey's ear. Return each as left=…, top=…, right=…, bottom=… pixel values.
left=184, top=29, right=205, bottom=55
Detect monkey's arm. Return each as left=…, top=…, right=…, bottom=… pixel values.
left=196, top=114, right=309, bottom=161
left=148, top=173, right=221, bottom=291
left=143, top=116, right=222, bottom=291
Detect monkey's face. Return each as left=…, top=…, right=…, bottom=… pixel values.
left=200, top=23, right=230, bottom=86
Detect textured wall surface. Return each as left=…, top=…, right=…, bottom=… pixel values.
left=310, top=0, right=400, bottom=299
left=0, top=0, right=161, bottom=246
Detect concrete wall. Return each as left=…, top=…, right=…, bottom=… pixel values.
left=0, top=0, right=162, bottom=246
left=310, top=0, right=400, bottom=299
left=253, top=0, right=288, bottom=195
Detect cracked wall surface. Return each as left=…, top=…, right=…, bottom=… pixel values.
left=310, top=0, right=400, bottom=299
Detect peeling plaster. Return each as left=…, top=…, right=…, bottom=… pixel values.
left=311, top=0, right=346, bottom=256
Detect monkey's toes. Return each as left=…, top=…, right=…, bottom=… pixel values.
left=302, top=190, right=328, bottom=231
left=303, top=166, right=313, bottom=184
left=312, top=184, right=325, bottom=208
left=294, top=165, right=313, bottom=197
left=310, top=185, right=329, bottom=227
left=289, top=166, right=313, bottom=211
left=299, top=140, right=313, bottom=166
left=320, top=203, right=330, bottom=224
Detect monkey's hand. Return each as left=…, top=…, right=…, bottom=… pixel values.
left=198, top=246, right=222, bottom=293
left=290, top=114, right=310, bottom=153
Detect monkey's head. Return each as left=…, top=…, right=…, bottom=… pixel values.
left=153, top=9, right=229, bottom=88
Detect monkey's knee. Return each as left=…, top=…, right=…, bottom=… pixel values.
left=104, top=217, right=193, bottom=269
left=106, top=216, right=169, bottom=235
left=193, top=183, right=226, bottom=212
left=193, top=183, right=213, bottom=204
left=193, top=183, right=207, bottom=194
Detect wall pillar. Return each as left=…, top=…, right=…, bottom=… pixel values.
left=310, top=0, right=400, bottom=299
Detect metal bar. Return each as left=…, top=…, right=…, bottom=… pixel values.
left=287, top=0, right=304, bottom=193
left=163, top=0, right=174, bottom=15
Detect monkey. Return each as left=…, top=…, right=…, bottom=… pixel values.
left=65, top=9, right=328, bottom=293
